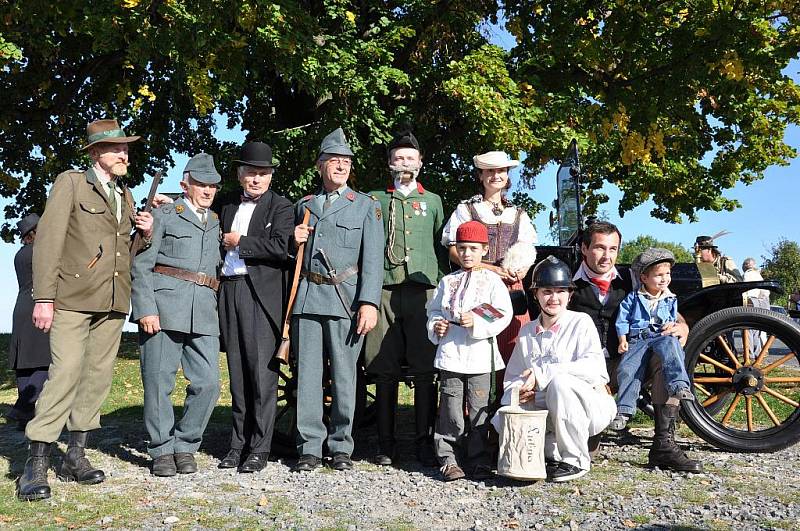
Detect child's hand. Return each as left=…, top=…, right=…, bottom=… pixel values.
left=434, top=319, right=450, bottom=338
left=618, top=337, right=628, bottom=354
left=460, top=312, right=474, bottom=328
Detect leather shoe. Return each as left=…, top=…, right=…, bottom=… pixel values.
left=291, top=454, right=322, bottom=473
left=174, top=453, right=197, bottom=474
left=218, top=449, right=242, bottom=469
left=330, top=452, right=353, bottom=471
left=239, top=452, right=269, bottom=473
left=152, top=455, right=177, bottom=477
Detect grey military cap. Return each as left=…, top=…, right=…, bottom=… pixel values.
left=17, top=213, right=40, bottom=238
left=183, top=153, right=221, bottom=184
left=632, top=247, right=675, bottom=278
left=318, top=127, right=354, bottom=158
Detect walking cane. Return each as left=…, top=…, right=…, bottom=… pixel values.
left=274, top=208, right=310, bottom=364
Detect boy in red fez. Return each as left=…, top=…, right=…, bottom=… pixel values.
left=426, top=220, right=513, bottom=481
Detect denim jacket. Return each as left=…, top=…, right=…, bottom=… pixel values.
left=615, top=289, right=678, bottom=337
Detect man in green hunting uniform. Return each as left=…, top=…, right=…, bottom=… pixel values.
left=365, top=130, right=449, bottom=467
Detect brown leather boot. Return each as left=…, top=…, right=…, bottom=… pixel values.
left=648, top=404, right=703, bottom=473
left=58, top=431, right=106, bottom=484
left=17, top=441, right=51, bottom=501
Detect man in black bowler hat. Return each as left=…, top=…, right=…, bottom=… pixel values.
left=217, top=141, right=294, bottom=472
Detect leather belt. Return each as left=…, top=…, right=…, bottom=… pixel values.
left=301, top=265, right=359, bottom=285
left=154, top=265, right=220, bottom=291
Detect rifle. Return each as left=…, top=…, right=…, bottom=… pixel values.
left=129, top=171, right=163, bottom=264
left=275, top=207, right=311, bottom=364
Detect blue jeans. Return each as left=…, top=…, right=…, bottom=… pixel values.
left=616, top=333, right=690, bottom=416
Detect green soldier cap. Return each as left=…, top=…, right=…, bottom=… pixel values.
left=318, top=127, right=354, bottom=158
left=183, top=153, right=221, bottom=184
left=694, top=235, right=717, bottom=249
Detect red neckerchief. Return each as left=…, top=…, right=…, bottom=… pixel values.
left=590, top=277, right=611, bottom=296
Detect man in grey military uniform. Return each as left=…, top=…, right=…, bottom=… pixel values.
left=291, top=127, right=384, bottom=472
left=131, top=153, right=222, bottom=477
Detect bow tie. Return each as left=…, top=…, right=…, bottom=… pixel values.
left=241, top=194, right=261, bottom=203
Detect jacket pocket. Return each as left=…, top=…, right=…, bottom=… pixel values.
left=161, top=228, right=193, bottom=257
left=79, top=201, right=107, bottom=215
left=335, top=219, right=362, bottom=249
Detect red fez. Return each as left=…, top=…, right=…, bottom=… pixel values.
left=456, top=221, right=489, bottom=244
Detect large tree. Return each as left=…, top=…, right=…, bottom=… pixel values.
left=762, top=238, right=800, bottom=306
left=2, top=1, right=799, bottom=241
left=617, top=234, right=694, bottom=265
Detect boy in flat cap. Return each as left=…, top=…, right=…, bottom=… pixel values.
left=217, top=141, right=294, bottom=473
left=131, top=153, right=223, bottom=477
left=19, top=118, right=153, bottom=501
left=365, top=129, right=449, bottom=467
left=291, top=127, right=383, bottom=472
left=612, top=248, right=694, bottom=431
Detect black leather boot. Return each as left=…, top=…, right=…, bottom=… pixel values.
left=648, top=404, right=703, bottom=473
left=17, top=441, right=51, bottom=501
left=374, top=381, right=398, bottom=465
left=58, top=431, right=106, bottom=484
left=414, top=377, right=438, bottom=467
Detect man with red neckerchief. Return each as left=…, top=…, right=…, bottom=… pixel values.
left=568, top=221, right=703, bottom=472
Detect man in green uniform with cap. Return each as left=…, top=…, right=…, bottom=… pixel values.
left=19, top=118, right=153, bottom=501
left=291, top=127, right=384, bottom=472
left=365, top=130, right=448, bottom=466
left=694, top=235, right=742, bottom=284
left=131, top=153, right=222, bottom=477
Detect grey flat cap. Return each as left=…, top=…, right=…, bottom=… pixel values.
left=632, top=247, right=676, bottom=277
left=183, top=153, right=221, bottom=184
left=319, top=127, right=354, bottom=158
left=17, top=213, right=40, bottom=238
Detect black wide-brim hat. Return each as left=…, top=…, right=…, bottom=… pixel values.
left=233, top=141, right=280, bottom=168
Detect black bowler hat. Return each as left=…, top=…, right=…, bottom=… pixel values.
left=694, top=235, right=717, bottom=250
left=234, top=141, right=280, bottom=168
left=387, top=129, right=420, bottom=154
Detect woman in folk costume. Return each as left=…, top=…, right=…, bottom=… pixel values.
left=441, top=151, right=538, bottom=361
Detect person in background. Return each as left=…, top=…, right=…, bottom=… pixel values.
left=694, top=235, right=742, bottom=284
left=7, top=214, right=50, bottom=431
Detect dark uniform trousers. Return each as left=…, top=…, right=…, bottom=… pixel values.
left=219, top=275, right=279, bottom=454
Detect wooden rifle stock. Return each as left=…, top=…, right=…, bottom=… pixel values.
left=129, top=171, right=163, bottom=265
left=275, top=207, right=311, bottom=364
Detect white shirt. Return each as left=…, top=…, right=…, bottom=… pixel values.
left=426, top=268, right=513, bottom=374
left=743, top=269, right=771, bottom=306
left=221, top=199, right=258, bottom=277
left=503, top=310, right=610, bottom=394
left=94, top=171, right=122, bottom=221
left=573, top=262, right=620, bottom=305
left=441, top=199, right=538, bottom=247
left=393, top=177, right=418, bottom=197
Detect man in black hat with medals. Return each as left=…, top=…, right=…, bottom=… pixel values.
left=365, top=130, right=448, bottom=466
left=694, top=235, right=742, bottom=284
left=216, top=142, right=294, bottom=473
left=131, top=153, right=223, bottom=477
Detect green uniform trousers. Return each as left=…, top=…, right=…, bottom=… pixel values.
left=139, top=330, right=220, bottom=458
left=293, top=314, right=363, bottom=457
left=26, top=309, right=125, bottom=443
left=365, top=283, right=436, bottom=380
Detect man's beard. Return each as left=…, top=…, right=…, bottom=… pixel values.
left=389, top=162, right=421, bottom=183
left=110, top=162, right=128, bottom=176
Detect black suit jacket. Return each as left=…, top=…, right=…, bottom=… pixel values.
left=568, top=269, right=633, bottom=358
left=219, top=189, right=294, bottom=327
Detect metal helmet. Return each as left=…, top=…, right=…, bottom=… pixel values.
left=531, top=255, right=575, bottom=290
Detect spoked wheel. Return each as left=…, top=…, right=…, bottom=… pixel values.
left=682, top=307, right=800, bottom=453
left=269, top=357, right=374, bottom=458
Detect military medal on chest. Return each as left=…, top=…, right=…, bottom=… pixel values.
left=420, top=201, right=428, bottom=216
left=412, top=200, right=420, bottom=216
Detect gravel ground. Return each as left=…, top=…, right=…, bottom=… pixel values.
left=2, top=419, right=797, bottom=530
